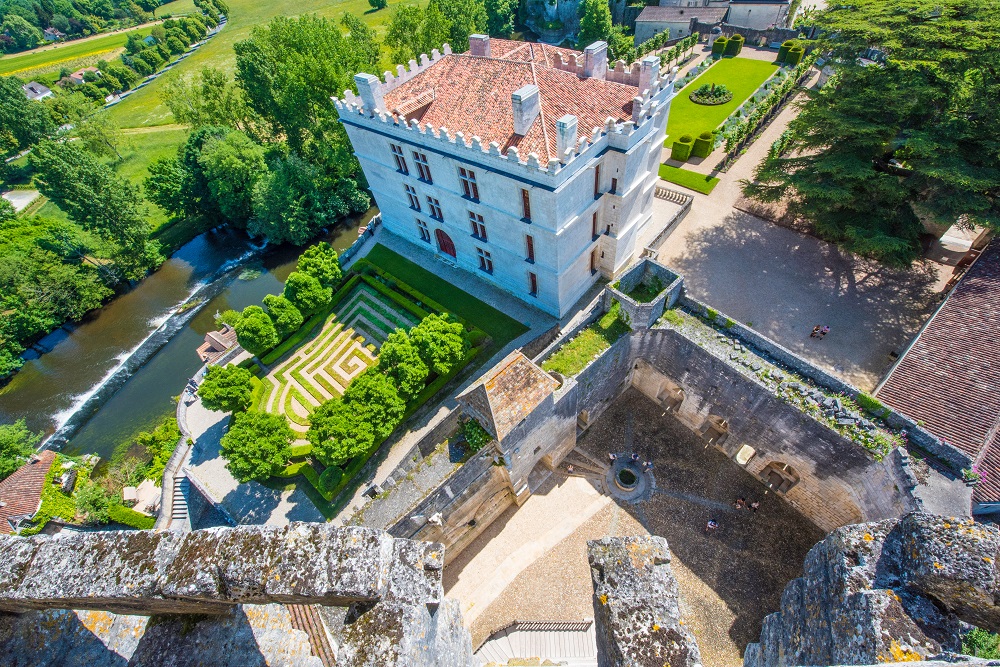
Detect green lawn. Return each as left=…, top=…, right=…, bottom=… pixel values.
left=658, top=164, right=720, bottom=194
left=541, top=301, right=630, bottom=377
left=106, top=0, right=427, bottom=129
left=666, top=57, right=779, bottom=144
left=363, top=244, right=529, bottom=348
left=0, top=26, right=155, bottom=77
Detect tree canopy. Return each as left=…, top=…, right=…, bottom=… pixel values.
left=282, top=271, right=331, bottom=316
left=234, top=305, right=279, bottom=356
left=376, top=329, right=429, bottom=402
left=220, top=410, right=294, bottom=483
left=262, top=294, right=303, bottom=339
left=296, top=241, right=342, bottom=288
left=743, top=0, right=1000, bottom=265
left=577, top=0, right=613, bottom=50
left=197, top=363, right=255, bottom=413
left=0, top=419, right=42, bottom=482
left=410, top=313, right=469, bottom=376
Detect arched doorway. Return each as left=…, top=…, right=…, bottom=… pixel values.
left=435, top=229, right=456, bottom=258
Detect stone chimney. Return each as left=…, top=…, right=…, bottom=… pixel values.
left=639, top=55, right=660, bottom=93
left=555, top=114, right=578, bottom=163
left=583, top=41, right=608, bottom=79
left=469, top=34, right=490, bottom=57
left=354, top=73, right=384, bottom=115
left=512, top=84, right=540, bottom=136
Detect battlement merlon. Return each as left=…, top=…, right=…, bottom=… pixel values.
left=332, top=61, right=675, bottom=185
left=0, top=524, right=445, bottom=616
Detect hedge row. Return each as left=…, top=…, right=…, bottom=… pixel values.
left=109, top=504, right=156, bottom=530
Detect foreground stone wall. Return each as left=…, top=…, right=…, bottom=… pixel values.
left=745, top=513, right=1000, bottom=667
left=0, top=524, right=474, bottom=667
left=588, top=536, right=702, bottom=667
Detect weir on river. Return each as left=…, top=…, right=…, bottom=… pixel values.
left=0, top=210, right=375, bottom=462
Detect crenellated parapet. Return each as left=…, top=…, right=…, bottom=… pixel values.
left=333, top=62, right=676, bottom=179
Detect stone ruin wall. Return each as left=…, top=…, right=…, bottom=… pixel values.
left=0, top=524, right=474, bottom=667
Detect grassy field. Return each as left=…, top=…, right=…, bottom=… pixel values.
left=666, top=57, right=778, bottom=143
left=106, top=0, right=426, bottom=129
left=658, top=164, right=720, bottom=194
left=0, top=26, right=155, bottom=78
left=364, top=245, right=529, bottom=348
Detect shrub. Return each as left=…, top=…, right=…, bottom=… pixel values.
left=778, top=39, right=797, bottom=63
left=108, top=504, right=156, bottom=530
left=786, top=45, right=805, bottom=66
left=318, top=465, right=344, bottom=492
left=692, top=131, right=714, bottom=158
left=705, top=307, right=719, bottom=322
left=963, top=628, right=1000, bottom=659
left=711, top=36, right=728, bottom=57
left=671, top=134, right=695, bottom=161
left=462, top=419, right=493, bottom=452
left=725, top=33, right=744, bottom=56
left=856, top=392, right=889, bottom=418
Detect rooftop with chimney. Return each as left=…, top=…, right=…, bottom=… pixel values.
left=375, top=36, right=642, bottom=162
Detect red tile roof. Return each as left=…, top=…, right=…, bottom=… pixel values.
left=0, top=450, right=56, bottom=534
left=382, top=40, right=637, bottom=162
left=876, top=241, right=1000, bottom=500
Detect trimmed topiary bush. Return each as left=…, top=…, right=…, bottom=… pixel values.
left=692, top=131, right=714, bottom=158
left=786, top=45, right=805, bottom=66
left=318, top=465, right=344, bottom=493
left=711, top=36, right=728, bottom=57
left=725, top=33, right=744, bottom=56
left=778, top=39, right=797, bottom=63
left=671, top=134, right=695, bottom=161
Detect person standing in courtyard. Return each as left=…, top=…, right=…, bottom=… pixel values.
left=810, top=325, right=821, bottom=338
left=706, top=519, right=719, bottom=532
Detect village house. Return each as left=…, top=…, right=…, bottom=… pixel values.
left=0, top=450, right=56, bottom=534
left=196, top=323, right=239, bottom=363
left=726, top=0, right=790, bottom=30
left=68, top=66, right=100, bottom=85
left=634, top=5, right=729, bottom=45
left=21, top=81, right=53, bottom=101
left=43, top=27, right=66, bottom=42
left=337, top=36, right=675, bottom=317
left=876, top=240, right=1000, bottom=516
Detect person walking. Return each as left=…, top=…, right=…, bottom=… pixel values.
left=749, top=501, right=760, bottom=512
left=705, top=520, right=719, bottom=532
left=810, top=325, right=821, bottom=338
left=819, top=325, right=830, bottom=339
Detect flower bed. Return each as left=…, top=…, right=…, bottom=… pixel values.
left=689, top=83, right=733, bottom=105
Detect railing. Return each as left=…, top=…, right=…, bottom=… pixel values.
left=654, top=186, right=692, bottom=206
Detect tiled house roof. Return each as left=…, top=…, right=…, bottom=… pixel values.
left=382, top=41, right=637, bottom=162
left=457, top=351, right=559, bottom=441
left=876, top=241, right=1000, bottom=502
left=0, top=450, right=56, bottom=534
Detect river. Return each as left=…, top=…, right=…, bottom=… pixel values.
left=0, top=210, right=375, bottom=462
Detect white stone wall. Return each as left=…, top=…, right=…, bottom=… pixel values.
left=727, top=3, right=788, bottom=30
left=634, top=20, right=690, bottom=46
left=337, top=65, right=673, bottom=317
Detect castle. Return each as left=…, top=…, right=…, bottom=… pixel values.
left=336, top=36, right=673, bottom=317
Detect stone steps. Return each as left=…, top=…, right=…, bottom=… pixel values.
left=475, top=620, right=597, bottom=666
left=171, top=476, right=189, bottom=529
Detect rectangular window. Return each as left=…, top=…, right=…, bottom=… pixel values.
left=427, top=196, right=443, bottom=220
left=459, top=167, right=479, bottom=200
left=528, top=271, right=538, bottom=296
left=477, top=247, right=493, bottom=273
left=391, top=144, right=408, bottom=174
left=590, top=248, right=598, bottom=274
left=405, top=184, right=420, bottom=210
left=592, top=211, right=599, bottom=238
left=416, top=218, right=430, bottom=243
left=413, top=151, right=432, bottom=182
left=525, top=234, right=534, bottom=263
left=594, top=165, right=601, bottom=198
left=611, top=177, right=618, bottom=194
left=469, top=211, right=487, bottom=240
left=521, top=188, right=531, bottom=221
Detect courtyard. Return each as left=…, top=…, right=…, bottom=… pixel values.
left=445, top=388, right=824, bottom=665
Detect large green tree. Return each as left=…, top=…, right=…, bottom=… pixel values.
left=262, top=294, right=303, bottom=338
left=485, top=0, right=517, bottom=38
left=30, top=140, right=160, bottom=280
left=307, top=398, right=375, bottom=466
left=234, top=305, right=279, bottom=356
left=160, top=66, right=257, bottom=134
left=198, top=129, right=267, bottom=227
left=220, top=410, right=294, bottom=482
left=197, top=363, right=254, bottom=413
left=282, top=271, right=331, bottom=316
left=296, top=241, right=342, bottom=288
left=743, top=0, right=1000, bottom=265
left=427, top=0, right=486, bottom=53
left=0, top=75, right=55, bottom=154
left=377, top=329, right=429, bottom=402
left=410, top=313, right=469, bottom=376
left=0, top=419, right=42, bottom=482
left=577, top=0, right=613, bottom=50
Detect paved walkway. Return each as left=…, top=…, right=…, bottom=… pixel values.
left=652, top=71, right=946, bottom=390
left=183, top=398, right=325, bottom=526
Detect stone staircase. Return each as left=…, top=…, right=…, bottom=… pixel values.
left=475, top=620, right=598, bottom=666
left=559, top=447, right=610, bottom=482
left=170, top=476, right=190, bottom=530
left=286, top=604, right=336, bottom=667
